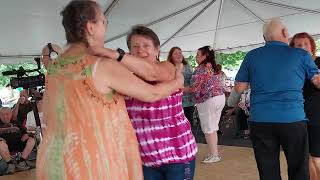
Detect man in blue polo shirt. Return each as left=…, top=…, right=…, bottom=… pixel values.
left=235, top=18, right=320, bottom=180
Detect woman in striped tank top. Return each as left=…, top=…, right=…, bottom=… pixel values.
left=125, top=25, right=198, bottom=180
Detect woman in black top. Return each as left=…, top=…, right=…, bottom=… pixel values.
left=290, top=32, right=320, bottom=180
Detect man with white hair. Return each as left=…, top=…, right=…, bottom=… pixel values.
left=234, top=18, right=320, bottom=180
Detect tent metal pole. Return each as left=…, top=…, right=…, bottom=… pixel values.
left=249, top=0, right=320, bottom=14
left=0, top=55, right=40, bottom=58
left=104, top=0, right=120, bottom=16
left=161, top=42, right=264, bottom=53
left=213, top=0, right=224, bottom=48
left=161, top=32, right=320, bottom=53
left=167, top=8, right=317, bottom=40
left=161, top=0, right=217, bottom=48
left=105, top=0, right=210, bottom=43
left=216, top=42, right=264, bottom=52
left=233, top=0, right=265, bottom=23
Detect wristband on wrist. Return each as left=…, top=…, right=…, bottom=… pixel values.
left=116, top=48, right=125, bottom=62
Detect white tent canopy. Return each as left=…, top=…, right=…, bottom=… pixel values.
left=1, top=0, right=320, bottom=64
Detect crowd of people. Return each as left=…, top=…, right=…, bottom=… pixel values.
left=0, top=0, right=320, bottom=180
left=0, top=90, right=36, bottom=175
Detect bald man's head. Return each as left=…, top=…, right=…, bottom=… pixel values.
left=41, top=43, right=62, bottom=69
left=263, top=18, right=289, bottom=43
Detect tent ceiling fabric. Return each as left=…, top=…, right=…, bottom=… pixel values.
left=0, top=0, right=111, bottom=64
left=1, top=0, right=320, bottom=64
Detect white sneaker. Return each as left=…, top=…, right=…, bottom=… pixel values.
left=202, top=154, right=221, bottom=163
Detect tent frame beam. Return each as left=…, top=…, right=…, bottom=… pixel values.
left=215, top=32, right=320, bottom=51
left=161, top=32, right=320, bottom=53
left=104, top=0, right=120, bottom=16
left=233, top=0, right=265, bottom=23
left=249, top=0, right=320, bottom=14
left=161, top=0, right=217, bottom=47
left=213, top=0, right=224, bottom=48
left=0, top=55, right=39, bottom=58
left=105, top=0, right=210, bottom=43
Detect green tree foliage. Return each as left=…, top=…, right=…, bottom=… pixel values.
left=186, top=55, right=197, bottom=68
left=185, top=51, right=246, bottom=69
left=0, top=64, right=11, bottom=86
left=216, top=51, right=246, bottom=69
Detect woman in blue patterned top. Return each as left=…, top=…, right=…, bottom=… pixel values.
left=167, top=47, right=196, bottom=126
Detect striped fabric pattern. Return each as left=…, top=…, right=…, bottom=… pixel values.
left=125, top=90, right=197, bottom=167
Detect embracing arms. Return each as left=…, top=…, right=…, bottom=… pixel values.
left=92, top=58, right=183, bottom=102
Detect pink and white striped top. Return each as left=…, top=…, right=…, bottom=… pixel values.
left=125, top=90, right=197, bottom=167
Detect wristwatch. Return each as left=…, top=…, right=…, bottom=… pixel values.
left=116, top=48, right=125, bottom=62
left=47, top=43, right=59, bottom=60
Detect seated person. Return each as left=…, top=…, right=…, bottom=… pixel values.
left=0, top=107, right=35, bottom=174
left=12, top=90, right=32, bottom=127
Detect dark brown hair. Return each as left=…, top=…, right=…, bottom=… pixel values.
left=198, top=46, right=217, bottom=73
left=289, top=32, right=316, bottom=56
left=60, top=0, right=100, bottom=46
left=167, top=47, right=188, bottom=65
left=126, top=25, right=160, bottom=49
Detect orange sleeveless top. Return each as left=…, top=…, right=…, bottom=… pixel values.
left=36, top=55, right=143, bottom=180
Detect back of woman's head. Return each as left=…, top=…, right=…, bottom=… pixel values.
left=60, top=0, right=100, bottom=46
left=126, top=25, right=160, bottom=49
left=167, top=47, right=188, bottom=65
left=198, top=46, right=217, bottom=72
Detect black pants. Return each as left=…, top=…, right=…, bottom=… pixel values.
left=249, top=121, right=309, bottom=180
left=184, top=106, right=195, bottom=127
left=235, top=108, right=249, bottom=131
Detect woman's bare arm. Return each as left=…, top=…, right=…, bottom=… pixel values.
left=93, top=58, right=183, bottom=102
left=122, top=57, right=175, bottom=82
left=90, top=47, right=175, bottom=82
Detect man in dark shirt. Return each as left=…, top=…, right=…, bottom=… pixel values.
left=0, top=107, right=35, bottom=173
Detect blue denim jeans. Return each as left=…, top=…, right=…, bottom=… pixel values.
left=143, top=159, right=196, bottom=180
